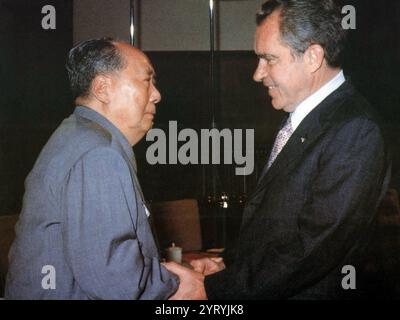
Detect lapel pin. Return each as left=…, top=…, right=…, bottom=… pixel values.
left=301, top=137, right=306, bottom=143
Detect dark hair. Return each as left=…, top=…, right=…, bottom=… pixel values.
left=65, top=38, right=126, bottom=100
left=256, top=0, right=347, bottom=68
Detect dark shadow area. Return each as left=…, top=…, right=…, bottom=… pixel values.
left=0, top=0, right=73, bottom=216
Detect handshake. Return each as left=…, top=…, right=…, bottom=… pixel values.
left=162, top=256, right=225, bottom=300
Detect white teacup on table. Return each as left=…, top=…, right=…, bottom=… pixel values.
left=165, top=242, right=182, bottom=264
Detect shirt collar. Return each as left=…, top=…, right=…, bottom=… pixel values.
left=290, top=70, right=346, bottom=131
left=74, top=105, right=136, bottom=167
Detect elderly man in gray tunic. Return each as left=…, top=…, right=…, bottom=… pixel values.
left=5, top=38, right=179, bottom=299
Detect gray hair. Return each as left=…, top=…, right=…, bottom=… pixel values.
left=66, top=38, right=126, bottom=100
left=256, top=0, right=347, bottom=67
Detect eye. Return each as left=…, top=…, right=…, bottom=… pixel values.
left=143, top=78, right=152, bottom=86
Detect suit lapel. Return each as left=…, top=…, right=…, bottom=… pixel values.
left=113, top=140, right=148, bottom=213
left=248, top=81, right=354, bottom=206
left=113, top=139, right=161, bottom=256
left=115, top=144, right=145, bottom=203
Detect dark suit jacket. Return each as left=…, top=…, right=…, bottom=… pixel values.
left=205, top=81, right=391, bottom=299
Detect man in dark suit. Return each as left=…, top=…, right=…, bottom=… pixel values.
left=164, top=0, right=391, bottom=299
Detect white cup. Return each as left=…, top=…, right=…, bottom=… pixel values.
left=165, top=243, right=182, bottom=264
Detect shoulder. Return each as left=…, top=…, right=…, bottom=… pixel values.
left=65, top=114, right=114, bottom=148
left=331, top=84, right=383, bottom=127
left=320, top=84, right=384, bottom=143
left=316, top=86, right=389, bottom=157
left=35, top=115, right=125, bottom=184
left=41, top=114, right=114, bottom=155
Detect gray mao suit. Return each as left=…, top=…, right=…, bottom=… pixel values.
left=5, top=106, right=178, bottom=299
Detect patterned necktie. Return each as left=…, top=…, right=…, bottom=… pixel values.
left=267, top=115, right=293, bottom=169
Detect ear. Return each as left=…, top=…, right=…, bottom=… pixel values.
left=304, top=44, right=325, bottom=73
left=91, top=75, right=112, bottom=104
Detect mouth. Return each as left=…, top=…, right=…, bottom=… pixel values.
left=263, top=81, right=277, bottom=90
left=266, top=85, right=278, bottom=96
left=145, top=112, right=155, bottom=120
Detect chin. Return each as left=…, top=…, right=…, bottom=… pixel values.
left=143, top=123, right=153, bottom=133
left=271, top=102, right=284, bottom=111
left=272, top=100, right=293, bottom=113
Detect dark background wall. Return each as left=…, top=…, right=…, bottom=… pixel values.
left=135, top=51, right=283, bottom=203
left=0, top=0, right=399, bottom=216
left=0, top=0, right=73, bottom=215
left=344, top=0, right=400, bottom=190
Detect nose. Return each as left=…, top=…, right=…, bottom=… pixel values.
left=150, top=83, right=161, bottom=104
left=253, top=60, right=267, bottom=82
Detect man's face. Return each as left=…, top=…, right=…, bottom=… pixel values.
left=253, top=11, right=311, bottom=112
left=107, top=43, right=161, bottom=145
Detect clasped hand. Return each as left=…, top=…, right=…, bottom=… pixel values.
left=162, top=257, right=225, bottom=300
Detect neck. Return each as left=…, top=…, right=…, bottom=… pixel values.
left=75, top=96, right=95, bottom=109
left=309, top=66, right=341, bottom=96
left=74, top=97, right=137, bottom=146
left=75, top=98, right=107, bottom=123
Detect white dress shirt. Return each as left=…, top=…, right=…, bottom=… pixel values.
left=290, top=70, right=346, bottom=131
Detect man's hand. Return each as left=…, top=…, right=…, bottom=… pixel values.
left=162, top=262, right=207, bottom=300
left=190, top=257, right=225, bottom=276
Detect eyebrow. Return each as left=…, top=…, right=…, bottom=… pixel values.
left=145, top=68, right=156, bottom=77
left=256, top=53, right=279, bottom=60
left=145, top=69, right=157, bottom=84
